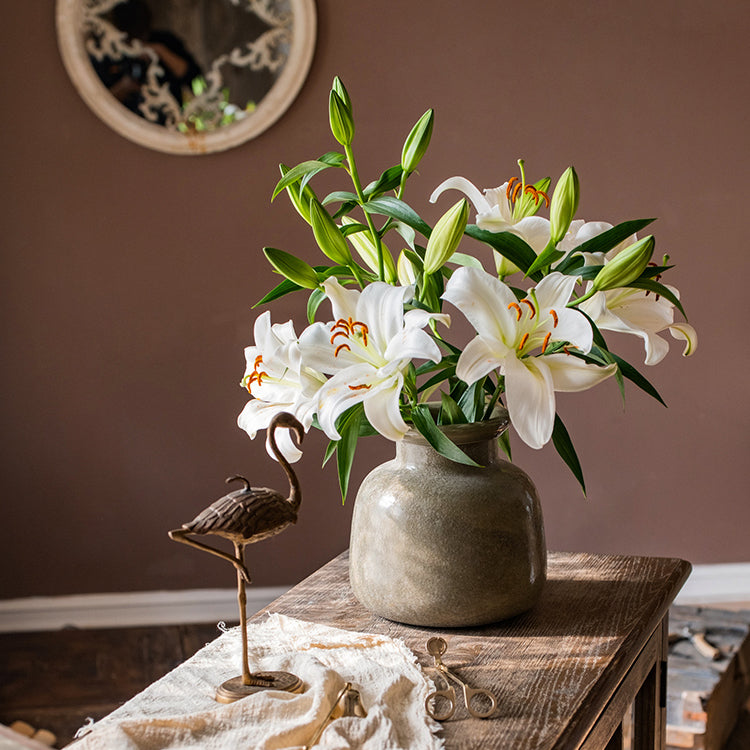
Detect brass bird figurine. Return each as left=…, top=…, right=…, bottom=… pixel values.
left=168, top=411, right=305, bottom=702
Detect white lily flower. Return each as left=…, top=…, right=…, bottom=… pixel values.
left=298, top=278, right=450, bottom=442
left=430, top=175, right=551, bottom=276
left=579, top=285, right=697, bottom=365
left=237, top=311, right=325, bottom=462
left=557, top=220, right=638, bottom=266
left=443, top=267, right=616, bottom=450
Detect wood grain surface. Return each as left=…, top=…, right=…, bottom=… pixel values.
left=250, top=550, right=691, bottom=749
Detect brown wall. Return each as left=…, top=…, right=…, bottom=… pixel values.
left=2, top=1, right=748, bottom=599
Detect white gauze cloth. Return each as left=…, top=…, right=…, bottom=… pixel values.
left=72, top=613, right=443, bottom=749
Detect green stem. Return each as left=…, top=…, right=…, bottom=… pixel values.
left=567, top=287, right=597, bottom=307
left=348, top=262, right=366, bottom=289
left=344, top=143, right=386, bottom=282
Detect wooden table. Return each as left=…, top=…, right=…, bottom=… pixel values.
left=250, top=550, right=690, bottom=749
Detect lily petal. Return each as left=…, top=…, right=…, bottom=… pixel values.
left=503, top=354, right=555, bottom=450
left=669, top=323, right=697, bottom=357
left=322, top=277, right=360, bottom=321
left=443, top=267, right=518, bottom=344
left=266, top=427, right=303, bottom=463
left=544, top=354, right=617, bottom=392
left=430, top=176, right=492, bottom=214
left=357, top=282, right=411, bottom=352
left=363, top=375, right=408, bottom=440
left=455, top=335, right=507, bottom=384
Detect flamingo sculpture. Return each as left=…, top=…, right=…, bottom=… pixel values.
left=168, top=411, right=305, bottom=702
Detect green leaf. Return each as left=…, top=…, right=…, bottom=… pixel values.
left=363, top=165, right=404, bottom=198
left=464, top=225, right=539, bottom=277
left=322, top=190, right=360, bottom=206
left=306, top=287, right=327, bottom=323
left=628, top=279, right=686, bottom=318
left=439, top=392, right=468, bottom=425
left=272, top=159, right=342, bottom=200
left=253, top=277, right=302, bottom=307
left=525, top=243, right=565, bottom=276
left=336, top=405, right=364, bottom=503
left=498, top=430, right=512, bottom=461
left=609, top=351, right=667, bottom=406
left=552, top=414, right=586, bottom=496
left=457, top=380, right=485, bottom=422
left=263, top=247, right=320, bottom=289
left=363, top=196, right=432, bottom=238
left=410, top=404, right=481, bottom=467
left=449, top=251, right=486, bottom=269
left=563, top=218, right=656, bottom=260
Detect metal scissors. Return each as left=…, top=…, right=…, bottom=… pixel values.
left=424, top=637, right=497, bottom=720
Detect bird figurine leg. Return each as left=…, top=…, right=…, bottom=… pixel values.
left=167, top=529, right=252, bottom=583
left=235, top=542, right=252, bottom=686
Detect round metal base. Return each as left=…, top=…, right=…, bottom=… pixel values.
left=215, top=671, right=304, bottom=703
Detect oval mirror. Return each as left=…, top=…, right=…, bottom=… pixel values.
left=56, top=0, right=316, bottom=155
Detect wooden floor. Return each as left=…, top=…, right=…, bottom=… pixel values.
left=1, top=621, right=749, bottom=749
left=0, top=622, right=227, bottom=748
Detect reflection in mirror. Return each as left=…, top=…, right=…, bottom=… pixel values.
left=57, top=0, right=316, bottom=154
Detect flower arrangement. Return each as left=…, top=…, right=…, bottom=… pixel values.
left=238, top=77, right=696, bottom=498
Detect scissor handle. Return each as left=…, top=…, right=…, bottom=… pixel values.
left=425, top=687, right=456, bottom=721
left=462, top=685, right=497, bottom=719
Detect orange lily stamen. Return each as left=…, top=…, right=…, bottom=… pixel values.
left=506, top=177, right=519, bottom=201
left=335, top=343, right=351, bottom=357
left=521, top=298, right=536, bottom=318
left=330, top=330, right=349, bottom=345
left=518, top=332, right=529, bottom=350
left=348, top=383, right=372, bottom=391
left=542, top=332, right=552, bottom=353
left=549, top=309, right=559, bottom=327
left=507, top=301, right=522, bottom=321
left=511, top=181, right=523, bottom=203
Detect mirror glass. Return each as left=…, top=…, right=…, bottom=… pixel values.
left=56, top=0, right=316, bottom=154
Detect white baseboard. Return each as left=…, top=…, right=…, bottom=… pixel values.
left=1, top=563, right=748, bottom=633
left=0, top=587, right=289, bottom=633
left=673, top=562, right=750, bottom=606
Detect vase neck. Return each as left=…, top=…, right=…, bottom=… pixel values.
left=396, top=431, right=503, bottom=467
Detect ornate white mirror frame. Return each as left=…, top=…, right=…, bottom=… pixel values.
left=56, top=0, right=316, bottom=155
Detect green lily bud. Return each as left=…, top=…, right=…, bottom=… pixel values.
left=332, top=76, right=352, bottom=112
left=329, top=89, right=354, bottom=146
left=423, top=198, right=469, bottom=275
left=548, top=166, right=579, bottom=245
left=401, top=109, right=434, bottom=174
left=592, top=235, right=655, bottom=291
left=263, top=247, right=320, bottom=289
left=309, top=198, right=352, bottom=265
left=341, top=216, right=397, bottom=282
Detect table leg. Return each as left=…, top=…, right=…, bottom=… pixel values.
left=633, top=616, right=669, bottom=749
left=605, top=722, right=623, bottom=750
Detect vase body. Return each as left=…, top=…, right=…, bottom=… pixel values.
left=349, top=414, right=546, bottom=627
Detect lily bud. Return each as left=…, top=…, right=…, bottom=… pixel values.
left=329, top=89, right=354, bottom=146
left=263, top=247, right=320, bottom=289
left=423, top=198, right=469, bottom=275
left=401, top=109, right=434, bottom=174
left=341, top=216, right=397, bottom=282
left=592, top=235, right=655, bottom=292
left=310, top=198, right=352, bottom=265
left=397, top=250, right=417, bottom=285
left=332, top=76, right=352, bottom=112
left=548, top=166, right=579, bottom=245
